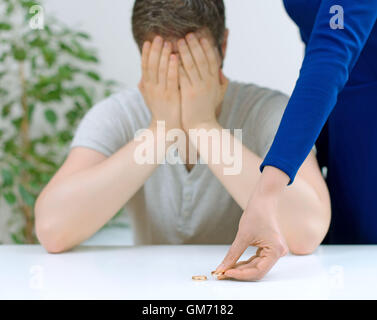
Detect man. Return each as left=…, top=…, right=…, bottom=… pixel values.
left=34, top=0, right=331, bottom=280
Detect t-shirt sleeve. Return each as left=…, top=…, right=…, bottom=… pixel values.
left=69, top=96, right=134, bottom=157
left=253, top=92, right=290, bottom=159
left=261, top=0, right=377, bottom=184
left=244, top=91, right=317, bottom=160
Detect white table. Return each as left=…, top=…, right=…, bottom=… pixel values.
left=0, top=245, right=376, bottom=299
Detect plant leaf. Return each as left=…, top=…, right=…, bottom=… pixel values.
left=27, top=104, right=35, bottom=122
left=44, top=109, right=57, bottom=125
left=11, top=233, right=24, bottom=244
left=76, top=32, right=90, bottom=39
left=18, top=185, right=35, bottom=207
left=0, top=23, right=12, bottom=30
left=1, top=102, right=13, bottom=117
left=11, top=117, right=23, bottom=130
left=42, top=47, right=56, bottom=67
left=4, top=191, right=16, bottom=205
left=11, top=45, right=27, bottom=61
left=86, top=71, right=101, bottom=81
left=1, top=169, right=13, bottom=187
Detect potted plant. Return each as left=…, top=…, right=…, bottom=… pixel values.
left=0, top=0, right=118, bottom=243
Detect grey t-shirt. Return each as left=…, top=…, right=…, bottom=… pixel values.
left=70, top=80, right=292, bottom=245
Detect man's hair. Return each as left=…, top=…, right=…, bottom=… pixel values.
left=132, top=0, right=226, bottom=54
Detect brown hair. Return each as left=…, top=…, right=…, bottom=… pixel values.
left=131, top=0, right=226, bottom=55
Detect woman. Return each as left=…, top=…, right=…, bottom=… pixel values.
left=215, top=0, right=377, bottom=281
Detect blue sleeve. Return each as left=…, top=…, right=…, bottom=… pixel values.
left=260, top=0, right=377, bottom=185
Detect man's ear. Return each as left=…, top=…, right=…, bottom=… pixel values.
left=221, top=29, right=229, bottom=60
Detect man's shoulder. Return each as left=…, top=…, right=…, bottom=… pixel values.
left=228, top=80, right=289, bottom=107
left=110, top=87, right=143, bottom=105
left=226, top=81, right=290, bottom=158
left=102, top=87, right=145, bottom=111
left=88, top=87, right=148, bottom=120
left=226, top=80, right=289, bottom=125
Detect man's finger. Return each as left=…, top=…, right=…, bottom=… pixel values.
left=216, top=233, right=249, bottom=273
left=200, top=37, right=219, bottom=75
left=148, top=36, right=163, bottom=84
left=178, top=39, right=201, bottom=83
left=178, top=64, right=190, bottom=88
left=186, top=33, right=209, bottom=78
left=159, top=41, right=172, bottom=88
left=167, top=54, right=178, bottom=91
left=141, top=41, right=151, bottom=82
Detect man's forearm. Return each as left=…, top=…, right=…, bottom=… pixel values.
left=35, top=126, right=168, bottom=252
left=189, top=121, right=261, bottom=209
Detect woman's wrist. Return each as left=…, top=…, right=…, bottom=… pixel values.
left=257, top=166, right=290, bottom=197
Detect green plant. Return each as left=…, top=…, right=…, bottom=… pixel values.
left=0, top=0, right=118, bottom=243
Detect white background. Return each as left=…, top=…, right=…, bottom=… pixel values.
left=43, top=0, right=304, bottom=96
left=0, top=0, right=305, bottom=243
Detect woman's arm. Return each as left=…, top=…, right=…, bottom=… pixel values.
left=191, top=121, right=331, bottom=254
left=261, top=0, right=377, bottom=183
left=214, top=1, right=377, bottom=281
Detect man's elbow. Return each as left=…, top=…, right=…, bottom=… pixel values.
left=289, top=208, right=330, bottom=256
left=34, top=197, right=68, bottom=254
left=36, top=225, right=67, bottom=254
left=289, top=241, right=319, bottom=256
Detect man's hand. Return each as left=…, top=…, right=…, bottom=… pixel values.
left=215, top=166, right=289, bottom=281
left=139, top=36, right=181, bottom=130
left=177, top=33, right=228, bottom=131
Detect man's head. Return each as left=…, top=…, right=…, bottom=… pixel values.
left=132, top=0, right=228, bottom=63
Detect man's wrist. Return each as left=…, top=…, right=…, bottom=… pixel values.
left=149, top=119, right=180, bottom=132
left=147, top=122, right=177, bottom=153
left=185, top=118, right=219, bottom=131
left=185, top=120, right=222, bottom=158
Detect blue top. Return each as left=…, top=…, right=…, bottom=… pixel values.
left=260, top=0, right=377, bottom=184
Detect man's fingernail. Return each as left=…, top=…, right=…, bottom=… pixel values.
left=187, top=33, right=194, bottom=40
left=178, top=39, right=185, bottom=47
left=155, top=36, right=162, bottom=43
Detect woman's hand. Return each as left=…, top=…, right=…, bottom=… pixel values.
left=139, top=36, right=181, bottom=131
left=215, top=166, right=290, bottom=281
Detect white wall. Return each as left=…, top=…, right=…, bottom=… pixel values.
left=44, top=0, right=304, bottom=95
